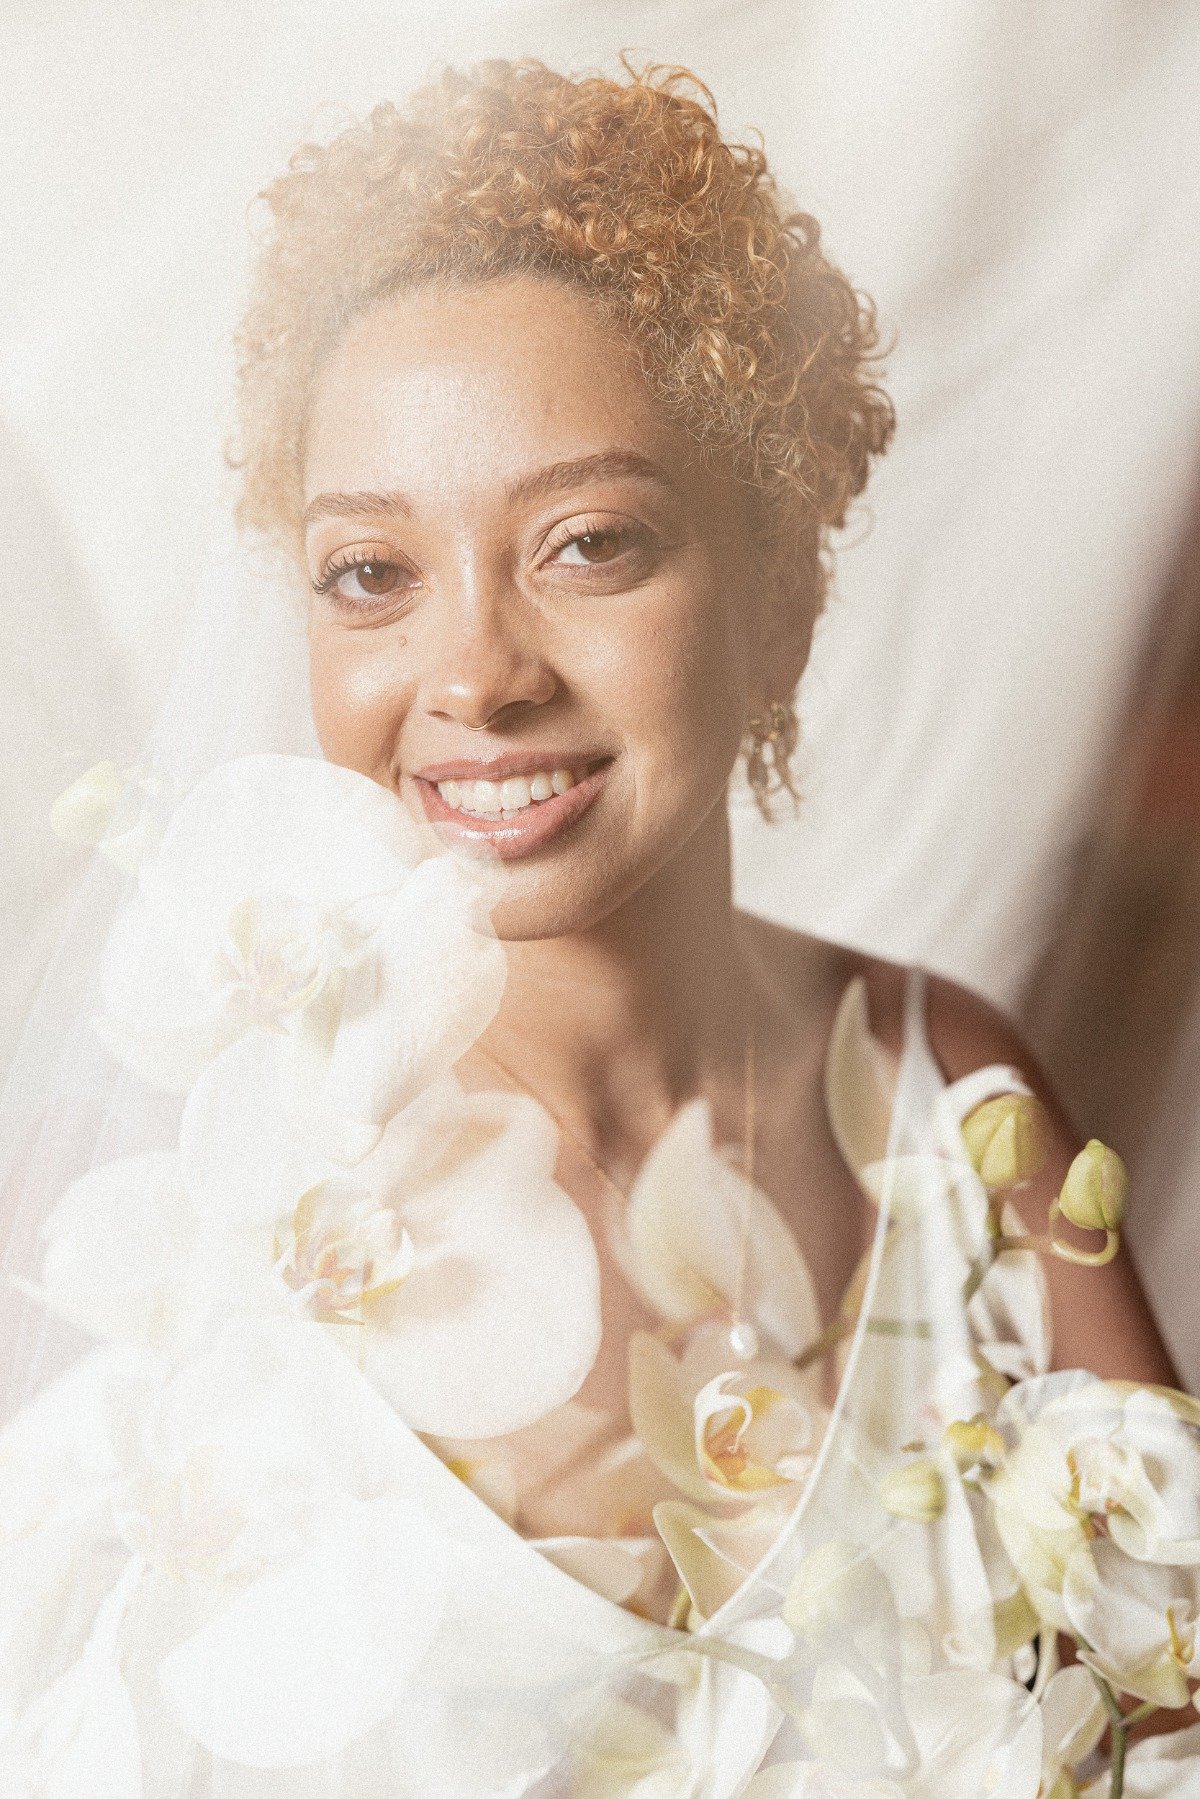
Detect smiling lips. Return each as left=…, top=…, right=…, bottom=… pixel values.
left=414, top=758, right=611, bottom=859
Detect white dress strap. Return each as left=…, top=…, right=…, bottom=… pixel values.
left=894, top=966, right=947, bottom=1154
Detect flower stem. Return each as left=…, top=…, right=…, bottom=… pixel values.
left=1090, top=1668, right=1129, bottom=1799
left=960, top=1247, right=994, bottom=1306
left=792, top=1312, right=932, bottom=1371
left=1110, top=1720, right=1127, bottom=1798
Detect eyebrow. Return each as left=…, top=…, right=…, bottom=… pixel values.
left=303, top=449, right=676, bottom=530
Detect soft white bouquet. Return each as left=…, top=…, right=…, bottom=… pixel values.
left=5, top=752, right=1197, bottom=1797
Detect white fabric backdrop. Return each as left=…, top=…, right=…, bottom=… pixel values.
left=4, top=0, right=1200, bottom=1348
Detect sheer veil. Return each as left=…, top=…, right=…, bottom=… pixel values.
left=0, top=511, right=1055, bottom=1793
left=0, top=526, right=316, bottom=1414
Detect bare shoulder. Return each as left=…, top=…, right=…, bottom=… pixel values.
left=858, top=955, right=1059, bottom=1101
left=736, top=923, right=1179, bottom=1387
left=859, top=957, right=1180, bottom=1388
left=737, top=923, right=1059, bottom=1112
left=732, top=919, right=1036, bottom=1078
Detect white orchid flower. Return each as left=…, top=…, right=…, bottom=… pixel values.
left=625, top=1319, right=826, bottom=1622
left=630, top=1322, right=825, bottom=1508
left=0, top=1320, right=456, bottom=1784
left=989, top=1373, right=1200, bottom=1640
left=619, top=1136, right=826, bottom=1621
left=572, top=1617, right=787, bottom=1797
left=97, top=754, right=506, bottom=1154
left=1064, top=1540, right=1200, bottom=1709
left=34, top=1071, right=602, bottom=1439
left=690, top=1368, right=824, bottom=1495
left=741, top=1666, right=1043, bottom=1798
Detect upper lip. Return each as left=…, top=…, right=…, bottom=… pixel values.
left=411, top=751, right=611, bottom=783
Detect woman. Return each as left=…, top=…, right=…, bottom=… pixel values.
left=0, top=56, right=1191, bottom=1798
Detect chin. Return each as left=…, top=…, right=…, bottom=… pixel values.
left=475, top=872, right=631, bottom=943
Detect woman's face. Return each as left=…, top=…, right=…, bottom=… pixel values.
left=304, top=277, right=783, bottom=940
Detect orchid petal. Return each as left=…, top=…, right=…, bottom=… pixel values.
left=571, top=1694, right=695, bottom=1796
left=969, top=1202, right=1051, bottom=1382
left=628, top=1331, right=727, bottom=1506
left=0, top=1552, right=144, bottom=1799
left=97, top=893, right=237, bottom=1092
left=318, top=856, right=506, bottom=1135
left=2, top=1648, right=143, bottom=1799
left=1040, top=1665, right=1106, bottom=1778
left=824, top=978, right=898, bottom=1182
left=143, top=754, right=424, bottom=931
left=901, top=1669, right=1042, bottom=1797
left=531, top=1536, right=660, bottom=1608
left=623, top=1099, right=820, bottom=1356
left=180, top=1033, right=331, bottom=1227
left=653, top=1495, right=792, bottom=1621
left=1065, top=1540, right=1200, bottom=1708
left=360, top=1090, right=602, bottom=1436
left=38, top=1153, right=198, bottom=1346
left=159, top=1494, right=450, bottom=1767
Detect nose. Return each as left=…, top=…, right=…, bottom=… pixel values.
left=422, top=576, right=558, bottom=731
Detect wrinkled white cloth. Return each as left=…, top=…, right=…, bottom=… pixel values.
left=4, top=1, right=1200, bottom=1376
left=4, top=0, right=1200, bottom=1051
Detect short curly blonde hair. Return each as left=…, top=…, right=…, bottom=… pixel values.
left=234, top=56, right=893, bottom=617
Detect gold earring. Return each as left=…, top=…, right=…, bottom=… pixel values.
left=745, top=699, right=800, bottom=821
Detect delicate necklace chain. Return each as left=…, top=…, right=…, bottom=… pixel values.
left=469, top=1016, right=759, bottom=1204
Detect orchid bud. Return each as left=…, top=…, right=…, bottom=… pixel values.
left=945, top=1415, right=1006, bottom=1472
left=1057, top=1139, right=1128, bottom=1233
left=878, top=1458, right=947, bottom=1523
left=784, top=1539, right=889, bottom=1638
left=960, top=1092, right=1052, bottom=1189
left=49, top=761, right=126, bottom=846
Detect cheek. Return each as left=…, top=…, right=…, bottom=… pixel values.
left=307, top=624, right=413, bottom=778
left=618, top=581, right=749, bottom=786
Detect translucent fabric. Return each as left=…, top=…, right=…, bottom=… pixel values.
left=0, top=530, right=1086, bottom=1796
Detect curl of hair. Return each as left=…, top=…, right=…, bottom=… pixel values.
left=234, top=56, right=894, bottom=617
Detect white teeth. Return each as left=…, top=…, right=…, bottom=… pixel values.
left=436, top=766, right=586, bottom=816
left=500, top=776, right=531, bottom=811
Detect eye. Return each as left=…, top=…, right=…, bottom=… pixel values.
left=554, top=528, right=627, bottom=565
left=312, top=552, right=416, bottom=610
left=542, top=517, right=657, bottom=581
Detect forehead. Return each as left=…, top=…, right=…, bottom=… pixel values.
left=302, top=277, right=697, bottom=505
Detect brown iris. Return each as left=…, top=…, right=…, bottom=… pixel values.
left=573, top=530, right=623, bottom=562
left=356, top=561, right=403, bottom=594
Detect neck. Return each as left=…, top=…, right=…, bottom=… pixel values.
left=478, top=803, right=757, bottom=1181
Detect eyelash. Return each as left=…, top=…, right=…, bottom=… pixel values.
left=310, top=549, right=413, bottom=601
left=539, top=517, right=648, bottom=567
